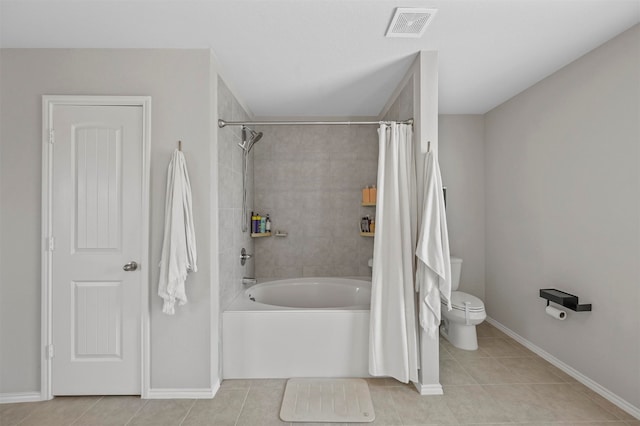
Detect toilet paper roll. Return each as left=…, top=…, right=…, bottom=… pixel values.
left=545, top=305, right=567, bottom=320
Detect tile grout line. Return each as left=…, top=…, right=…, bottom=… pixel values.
left=380, top=386, right=405, bottom=426
left=385, top=383, right=412, bottom=426
left=123, top=398, right=149, bottom=426
left=451, top=330, right=540, bottom=424
left=452, top=328, right=630, bottom=423
left=452, top=355, right=480, bottom=386
left=68, top=396, right=104, bottom=426
left=177, top=398, right=198, bottom=426
left=14, top=400, right=42, bottom=426
left=232, top=383, right=251, bottom=426
left=576, top=385, right=639, bottom=421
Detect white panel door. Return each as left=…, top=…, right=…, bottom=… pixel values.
left=51, top=105, right=143, bottom=395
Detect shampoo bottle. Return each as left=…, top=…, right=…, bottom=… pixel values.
left=362, top=186, right=370, bottom=204
left=253, top=213, right=260, bottom=234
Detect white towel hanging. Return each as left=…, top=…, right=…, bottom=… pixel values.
left=158, top=148, right=197, bottom=315
left=415, top=150, right=451, bottom=338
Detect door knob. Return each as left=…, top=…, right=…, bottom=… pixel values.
left=123, top=261, right=138, bottom=272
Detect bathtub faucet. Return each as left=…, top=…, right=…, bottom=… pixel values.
left=242, top=277, right=257, bottom=286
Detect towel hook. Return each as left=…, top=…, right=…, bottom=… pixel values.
left=178, top=140, right=182, bottom=151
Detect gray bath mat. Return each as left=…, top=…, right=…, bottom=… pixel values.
left=280, top=378, right=375, bottom=423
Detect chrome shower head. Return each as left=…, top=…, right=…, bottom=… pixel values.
left=247, top=131, right=262, bottom=152
left=240, top=125, right=263, bottom=153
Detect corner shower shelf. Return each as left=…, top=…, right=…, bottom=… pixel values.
left=361, top=200, right=375, bottom=235
left=250, top=232, right=271, bottom=238
left=539, top=288, right=592, bottom=312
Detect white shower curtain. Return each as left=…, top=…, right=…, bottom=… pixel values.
left=368, top=122, right=419, bottom=383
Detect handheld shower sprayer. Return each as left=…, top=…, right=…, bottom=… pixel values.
left=239, top=125, right=263, bottom=153
left=239, top=125, right=264, bottom=232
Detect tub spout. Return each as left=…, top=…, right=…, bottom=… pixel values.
left=242, top=277, right=257, bottom=286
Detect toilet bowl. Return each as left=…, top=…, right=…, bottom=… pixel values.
left=440, top=257, right=486, bottom=350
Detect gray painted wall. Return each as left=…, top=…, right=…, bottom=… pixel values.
left=0, top=49, right=214, bottom=392
left=252, top=124, right=377, bottom=279
left=217, top=78, right=255, bottom=309
left=438, top=115, right=485, bottom=300
left=484, top=25, right=640, bottom=407
left=383, top=77, right=413, bottom=123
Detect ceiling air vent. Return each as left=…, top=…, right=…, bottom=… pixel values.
left=385, top=8, right=437, bottom=38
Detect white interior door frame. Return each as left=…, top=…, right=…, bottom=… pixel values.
left=41, top=95, right=152, bottom=400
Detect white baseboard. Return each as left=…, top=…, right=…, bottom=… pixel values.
left=486, top=316, right=640, bottom=420
left=2, top=383, right=222, bottom=403
left=413, top=382, right=443, bottom=396
left=0, top=392, right=42, bottom=404
left=145, top=382, right=219, bottom=400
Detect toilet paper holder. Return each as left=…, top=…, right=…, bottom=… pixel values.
left=539, top=289, right=592, bottom=312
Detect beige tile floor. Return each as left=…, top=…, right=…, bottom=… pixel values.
left=2, top=323, right=638, bottom=426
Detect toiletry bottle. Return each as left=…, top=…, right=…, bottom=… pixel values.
left=260, top=215, right=266, bottom=233
left=370, top=185, right=377, bottom=204
left=265, top=214, right=271, bottom=233
left=362, top=186, right=370, bottom=204
left=253, top=213, right=260, bottom=233
left=370, top=217, right=375, bottom=234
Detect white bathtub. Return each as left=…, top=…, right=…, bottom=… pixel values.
left=222, top=277, right=371, bottom=379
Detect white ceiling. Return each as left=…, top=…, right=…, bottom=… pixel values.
left=1, top=0, right=638, bottom=116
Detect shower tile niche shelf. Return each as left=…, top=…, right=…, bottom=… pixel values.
left=360, top=199, right=376, bottom=237
left=250, top=232, right=271, bottom=238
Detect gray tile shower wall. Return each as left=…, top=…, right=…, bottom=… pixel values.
left=217, top=77, right=255, bottom=309
left=252, top=124, right=378, bottom=280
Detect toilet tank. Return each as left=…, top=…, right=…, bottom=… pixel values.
left=450, top=257, right=462, bottom=291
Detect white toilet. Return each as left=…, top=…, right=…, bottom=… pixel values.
left=440, top=257, right=486, bottom=350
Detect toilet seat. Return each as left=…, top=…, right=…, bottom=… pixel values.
left=442, top=291, right=485, bottom=312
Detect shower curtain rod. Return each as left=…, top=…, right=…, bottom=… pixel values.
left=218, top=118, right=413, bottom=128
